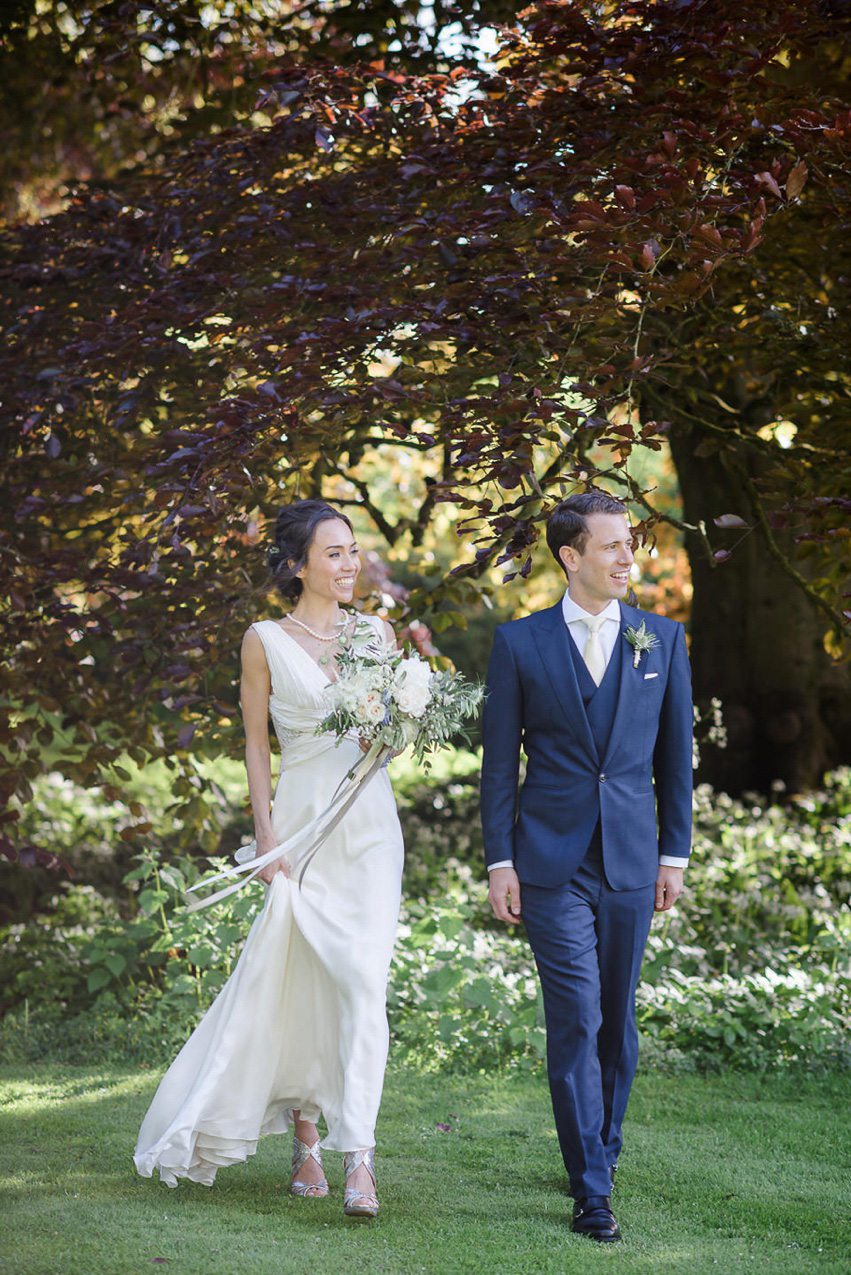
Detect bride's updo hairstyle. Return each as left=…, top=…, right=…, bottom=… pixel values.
left=267, top=500, right=354, bottom=603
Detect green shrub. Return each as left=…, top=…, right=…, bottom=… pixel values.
left=388, top=870, right=547, bottom=1074
left=0, top=845, right=256, bottom=1063
left=398, top=780, right=483, bottom=900
left=1, top=761, right=849, bottom=1073
left=5, top=759, right=246, bottom=923
left=637, top=967, right=851, bottom=1071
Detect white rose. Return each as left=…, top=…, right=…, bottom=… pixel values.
left=396, top=656, right=431, bottom=690
left=395, top=682, right=430, bottom=718
left=335, top=672, right=370, bottom=713
left=393, top=657, right=432, bottom=718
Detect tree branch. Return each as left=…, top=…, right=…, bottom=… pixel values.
left=600, top=466, right=717, bottom=566
left=333, top=477, right=405, bottom=546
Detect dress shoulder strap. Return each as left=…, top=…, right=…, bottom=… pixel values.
left=249, top=619, right=295, bottom=697
left=358, top=612, right=390, bottom=644
left=364, top=613, right=383, bottom=636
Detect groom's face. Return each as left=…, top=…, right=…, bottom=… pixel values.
left=559, top=512, right=635, bottom=612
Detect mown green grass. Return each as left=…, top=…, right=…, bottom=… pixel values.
left=0, top=1064, right=848, bottom=1275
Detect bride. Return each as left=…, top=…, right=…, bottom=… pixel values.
left=134, top=500, right=404, bottom=1218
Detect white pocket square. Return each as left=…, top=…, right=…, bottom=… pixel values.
left=644, top=672, right=658, bottom=680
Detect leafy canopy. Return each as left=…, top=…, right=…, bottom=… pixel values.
left=2, top=0, right=849, bottom=842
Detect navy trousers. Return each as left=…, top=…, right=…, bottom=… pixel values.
left=521, top=837, right=655, bottom=1199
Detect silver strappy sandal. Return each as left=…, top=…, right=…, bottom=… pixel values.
left=343, top=1147, right=379, bottom=1218
left=291, top=1135, right=329, bottom=1198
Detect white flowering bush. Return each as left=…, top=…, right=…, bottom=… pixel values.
left=637, top=967, right=851, bottom=1071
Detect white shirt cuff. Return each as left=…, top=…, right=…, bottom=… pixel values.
left=490, top=856, right=688, bottom=871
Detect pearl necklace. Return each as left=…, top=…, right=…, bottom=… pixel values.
left=288, top=612, right=344, bottom=642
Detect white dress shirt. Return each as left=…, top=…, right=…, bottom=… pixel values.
left=488, top=590, right=688, bottom=872
left=562, top=590, right=621, bottom=666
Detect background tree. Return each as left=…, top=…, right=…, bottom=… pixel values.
left=2, top=0, right=849, bottom=863
left=0, top=0, right=517, bottom=221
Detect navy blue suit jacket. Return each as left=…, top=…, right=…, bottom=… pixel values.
left=481, top=601, right=693, bottom=890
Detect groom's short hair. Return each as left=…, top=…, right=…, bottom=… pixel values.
left=546, top=492, right=627, bottom=565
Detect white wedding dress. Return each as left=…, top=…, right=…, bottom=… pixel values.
left=134, top=617, right=404, bottom=1187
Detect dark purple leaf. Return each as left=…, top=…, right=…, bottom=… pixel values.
left=177, top=722, right=198, bottom=749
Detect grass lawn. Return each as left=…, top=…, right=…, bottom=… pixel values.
left=0, top=1062, right=848, bottom=1275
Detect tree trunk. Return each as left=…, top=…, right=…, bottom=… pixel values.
left=669, top=427, right=851, bottom=795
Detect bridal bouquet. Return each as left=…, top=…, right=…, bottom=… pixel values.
left=186, top=614, right=483, bottom=905
left=318, top=615, right=484, bottom=767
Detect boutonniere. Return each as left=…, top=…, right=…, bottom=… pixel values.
left=624, top=621, right=660, bottom=669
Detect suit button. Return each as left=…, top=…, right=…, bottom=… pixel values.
left=599, top=773, right=607, bottom=782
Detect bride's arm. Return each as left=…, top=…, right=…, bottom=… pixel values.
left=240, top=628, right=288, bottom=882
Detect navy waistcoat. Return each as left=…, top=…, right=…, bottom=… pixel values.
left=567, top=625, right=623, bottom=762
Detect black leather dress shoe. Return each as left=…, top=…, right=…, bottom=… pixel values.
left=572, top=1195, right=622, bottom=1243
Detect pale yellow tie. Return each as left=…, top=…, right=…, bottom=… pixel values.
left=582, top=614, right=607, bottom=686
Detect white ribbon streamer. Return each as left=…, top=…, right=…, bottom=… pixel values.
left=184, top=740, right=392, bottom=912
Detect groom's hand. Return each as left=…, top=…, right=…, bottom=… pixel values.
left=488, top=866, right=522, bottom=924
left=654, top=865, right=684, bottom=912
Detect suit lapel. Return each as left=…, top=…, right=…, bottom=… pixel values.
left=532, top=603, right=599, bottom=763
left=601, top=602, right=645, bottom=768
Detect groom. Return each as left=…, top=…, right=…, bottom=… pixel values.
left=481, top=492, right=692, bottom=1243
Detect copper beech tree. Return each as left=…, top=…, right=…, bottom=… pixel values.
left=1, top=0, right=850, bottom=866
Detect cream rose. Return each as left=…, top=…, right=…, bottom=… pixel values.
left=355, top=691, right=386, bottom=725
left=394, top=657, right=432, bottom=718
